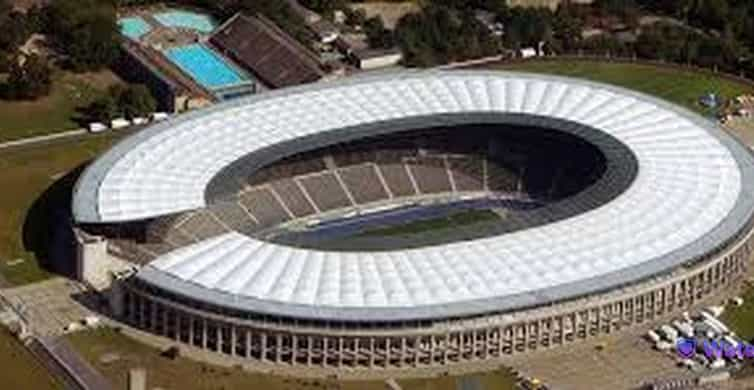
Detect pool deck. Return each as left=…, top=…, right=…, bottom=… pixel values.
left=118, top=7, right=257, bottom=102
left=122, top=39, right=215, bottom=102
left=119, top=8, right=210, bottom=48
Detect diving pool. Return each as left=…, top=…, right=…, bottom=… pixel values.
left=154, top=10, right=217, bottom=33
left=165, top=44, right=248, bottom=90
left=118, top=17, right=152, bottom=40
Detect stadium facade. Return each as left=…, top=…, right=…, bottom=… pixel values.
left=72, top=71, right=754, bottom=374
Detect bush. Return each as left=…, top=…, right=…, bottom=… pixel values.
left=85, top=84, right=157, bottom=122
left=395, top=5, right=499, bottom=67
left=2, top=54, right=52, bottom=100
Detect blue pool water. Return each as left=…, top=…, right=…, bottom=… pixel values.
left=118, top=17, right=152, bottom=40
left=154, top=10, right=217, bottom=33
left=165, top=44, right=248, bottom=90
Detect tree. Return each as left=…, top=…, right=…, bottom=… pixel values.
left=552, top=4, right=583, bottom=52
left=395, top=4, right=498, bottom=67
left=4, top=53, right=52, bottom=100
left=0, top=0, right=9, bottom=16
left=364, top=16, right=394, bottom=49
left=86, top=83, right=156, bottom=122
left=503, top=7, right=553, bottom=49
left=343, top=8, right=366, bottom=27
left=298, top=0, right=347, bottom=17
left=86, top=93, right=118, bottom=123
left=119, top=84, right=157, bottom=119
left=0, top=51, right=9, bottom=73
left=45, top=0, right=121, bottom=71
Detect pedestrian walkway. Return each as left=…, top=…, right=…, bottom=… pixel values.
left=0, top=129, right=86, bottom=150
left=1, top=278, right=94, bottom=337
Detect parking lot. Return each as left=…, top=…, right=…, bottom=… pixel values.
left=507, top=324, right=695, bottom=390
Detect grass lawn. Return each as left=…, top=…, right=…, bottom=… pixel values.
left=488, top=60, right=753, bottom=115
left=722, top=284, right=754, bottom=341
left=0, top=69, right=122, bottom=142
left=0, top=328, right=61, bottom=389
left=68, top=328, right=517, bottom=390
left=0, top=134, right=118, bottom=286
left=359, top=209, right=500, bottom=238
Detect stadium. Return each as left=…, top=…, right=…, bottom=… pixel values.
left=71, top=70, right=754, bottom=373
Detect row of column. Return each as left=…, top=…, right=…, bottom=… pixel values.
left=116, top=230, right=753, bottom=369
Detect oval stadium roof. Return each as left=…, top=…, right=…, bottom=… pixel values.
left=72, top=70, right=754, bottom=322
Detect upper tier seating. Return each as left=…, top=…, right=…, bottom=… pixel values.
left=448, top=156, right=485, bottom=192
left=376, top=164, right=417, bottom=197
left=406, top=156, right=453, bottom=194
left=270, top=178, right=318, bottom=217
left=178, top=210, right=230, bottom=241
left=338, top=163, right=390, bottom=204
left=210, top=200, right=259, bottom=236
left=299, top=172, right=353, bottom=211
left=239, top=187, right=291, bottom=228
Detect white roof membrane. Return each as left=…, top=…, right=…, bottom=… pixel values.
left=73, top=71, right=754, bottom=322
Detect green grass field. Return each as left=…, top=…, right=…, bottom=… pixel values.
left=359, top=209, right=500, bottom=238
left=0, top=328, right=61, bottom=389
left=0, top=135, right=118, bottom=286
left=489, top=60, right=753, bottom=114
left=69, top=328, right=517, bottom=390
left=0, top=70, right=122, bottom=142
left=721, top=285, right=754, bottom=341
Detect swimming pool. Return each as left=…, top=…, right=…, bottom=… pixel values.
left=165, top=44, right=248, bottom=90
left=118, top=17, right=152, bottom=40
left=154, top=10, right=217, bottom=33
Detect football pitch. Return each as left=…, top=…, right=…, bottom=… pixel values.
left=357, top=208, right=500, bottom=238
left=270, top=200, right=515, bottom=251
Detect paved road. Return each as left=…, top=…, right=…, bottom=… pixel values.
left=0, top=129, right=87, bottom=150
left=30, top=336, right=113, bottom=390
left=0, top=125, right=145, bottom=154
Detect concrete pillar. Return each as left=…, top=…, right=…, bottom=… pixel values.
left=338, top=337, right=344, bottom=367
left=201, top=319, right=207, bottom=350
left=308, top=336, right=315, bottom=366
left=354, top=338, right=360, bottom=367
left=291, top=334, right=298, bottom=364
left=275, top=334, right=282, bottom=363
left=414, top=336, right=421, bottom=366
left=188, top=316, right=195, bottom=346
left=369, top=337, right=375, bottom=368
left=261, top=333, right=268, bottom=362
left=230, top=326, right=237, bottom=357
left=216, top=325, right=223, bottom=353
left=400, top=337, right=407, bottom=367
left=322, top=337, right=329, bottom=367
left=385, top=338, right=391, bottom=368
left=246, top=330, right=252, bottom=359
left=497, top=327, right=508, bottom=356
left=173, top=312, right=180, bottom=342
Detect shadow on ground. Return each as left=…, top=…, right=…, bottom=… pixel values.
left=22, top=163, right=89, bottom=279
